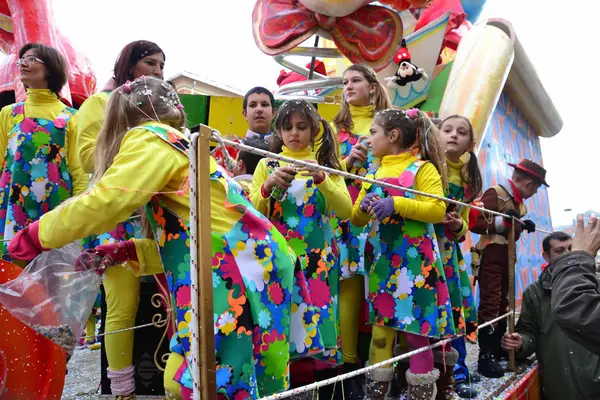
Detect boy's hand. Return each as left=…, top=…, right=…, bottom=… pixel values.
left=501, top=332, right=522, bottom=352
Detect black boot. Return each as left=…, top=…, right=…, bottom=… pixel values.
left=478, top=326, right=504, bottom=378
left=455, top=382, right=478, bottom=399
left=340, top=363, right=366, bottom=399
left=494, top=319, right=509, bottom=360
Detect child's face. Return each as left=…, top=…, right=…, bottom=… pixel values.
left=244, top=93, right=274, bottom=133
left=278, top=112, right=312, bottom=152
left=343, top=70, right=374, bottom=107
left=367, top=121, right=395, bottom=158
left=440, top=117, right=473, bottom=161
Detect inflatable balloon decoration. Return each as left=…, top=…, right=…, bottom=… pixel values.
left=0, top=0, right=97, bottom=107
left=253, top=0, right=435, bottom=72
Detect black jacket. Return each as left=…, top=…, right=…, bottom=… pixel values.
left=551, top=250, right=600, bottom=356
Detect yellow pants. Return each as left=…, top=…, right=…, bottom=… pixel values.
left=369, top=325, right=396, bottom=367
left=340, top=275, right=365, bottom=364
left=103, top=265, right=141, bottom=370
left=85, top=313, right=96, bottom=343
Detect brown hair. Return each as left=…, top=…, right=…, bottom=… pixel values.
left=272, top=100, right=341, bottom=170
left=92, top=76, right=185, bottom=184
left=19, top=43, right=68, bottom=95
left=374, top=109, right=447, bottom=189
left=113, top=40, right=165, bottom=86
left=440, top=115, right=482, bottom=202
left=333, top=64, right=392, bottom=132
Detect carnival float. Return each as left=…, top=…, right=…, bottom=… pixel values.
left=180, top=1, right=563, bottom=396
left=0, top=0, right=564, bottom=398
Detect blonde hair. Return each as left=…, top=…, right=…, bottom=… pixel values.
left=92, top=77, right=185, bottom=184
left=374, top=109, right=448, bottom=190
left=333, top=64, right=392, bottom=132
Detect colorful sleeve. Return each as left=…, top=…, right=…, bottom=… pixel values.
left=392, top=162, right=446, bottom=224
left=38, top=128, right=182, bottom=249
left=318, top=173, right=352, bottom=219
left=66, top=117, right=91, bottom=196
left=350, top=185, right=371, bottom=227
left=250, top=159, right=270, bottom=215
left=75, top=94, right=108, bottom=174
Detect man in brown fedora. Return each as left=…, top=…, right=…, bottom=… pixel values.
left=469, top=159, right=549, bottom=378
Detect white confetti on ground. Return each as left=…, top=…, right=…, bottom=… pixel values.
left=62, top=343, right=535, bottom=399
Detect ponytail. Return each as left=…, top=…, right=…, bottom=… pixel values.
left=462, top=151, right=482, bottom=203
left=415, top=110, right=448, bottom=190
left=316, top=118, right=342, bottom=170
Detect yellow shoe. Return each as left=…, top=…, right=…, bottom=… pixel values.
left=89, top=343, right=101, bottom=351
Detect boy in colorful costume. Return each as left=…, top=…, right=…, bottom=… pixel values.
left=469, top=159, right=548, bottom=378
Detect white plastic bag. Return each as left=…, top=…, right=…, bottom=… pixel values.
left=0, top=242, right=102, bottom=355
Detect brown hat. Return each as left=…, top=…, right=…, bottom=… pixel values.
left=508, top=159, right=549, bottom=187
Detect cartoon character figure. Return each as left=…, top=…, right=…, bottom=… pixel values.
left=387, top=39, right=428, bottom=87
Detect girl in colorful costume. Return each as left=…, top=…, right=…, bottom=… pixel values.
left=0, top=43, right=88, bottom=262
left=8, top=77, right=296, bottom=400
left=433, top=115, right=482, bottom=399
left=333, top=64, right=392, bottom=396
left=351, top=108, right=454, bottom=400
left=251, top=100, right=351, bottom=372
left=73, top=40, right=167, bottom=399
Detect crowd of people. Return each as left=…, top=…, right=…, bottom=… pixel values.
left=1, top=37, right=600, bottom=400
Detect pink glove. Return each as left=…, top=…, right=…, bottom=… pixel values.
left=7, top=220, right=47, bottom=261
left=74, top=241, right=138, bottom=275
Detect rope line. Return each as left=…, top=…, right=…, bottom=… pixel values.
left=259, top=312, right=512, bottom=399
left=83, top=317, right=170, bottom=340
left=211, top=132, right=552, bottom=235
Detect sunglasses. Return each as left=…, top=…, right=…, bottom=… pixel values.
left=16, top=55, right=45, bottom=66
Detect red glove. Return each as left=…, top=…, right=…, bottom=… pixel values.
left=74, top=241, right=138, bottom=275
left=7, top=220, right=47, bottom=261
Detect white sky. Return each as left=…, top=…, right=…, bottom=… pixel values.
left=32, top=1, right=600, bottom=225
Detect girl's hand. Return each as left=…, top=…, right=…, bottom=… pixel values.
left=263, top=165, right=296, bottom=194
left=371, top=197, right=395, bottom=221
left=345, top=141, right=368, bottom=168
left=299, top=160, right=326, bottom=184
left=442, top=211, right=464, bottom=232
left=360, top=193, right=380, bottom=213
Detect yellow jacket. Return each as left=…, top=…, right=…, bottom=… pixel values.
left=0, top=89, right=88, bottom=196
left=447, top=158, right=469, bottom=238
left=334, top=104, right=375, bottom=172
left=38, top=122, right=190, bottom=275
left=351, top=152, right=446, bottom=226
left=251, top=146, right=352, bottom=219
left=72, top=91, right=110, bottom=175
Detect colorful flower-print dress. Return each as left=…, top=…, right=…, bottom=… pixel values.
left=265, top=160, right=340, bottom=362
left=141, top=124, right=296, bottom=399
left=364, top=160, right=455, bottom=337
left=0, top=103, right=75, bottom=259
left=336, top=128, right=379, bottom=279
left=434, top=180, right=477, bottom=340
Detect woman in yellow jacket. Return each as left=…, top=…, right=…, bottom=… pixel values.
left=9, top=77, right=297, bottom=400
left=0, top=43, right=87, bottom=262
left=331, top=63, right=392, bottom=397
left=72, top=40, right=166, bottom=399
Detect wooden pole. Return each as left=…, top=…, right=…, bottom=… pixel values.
left=507, top=219, right=516, bottom=372
left=195, top=126, right=216, bottom=399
